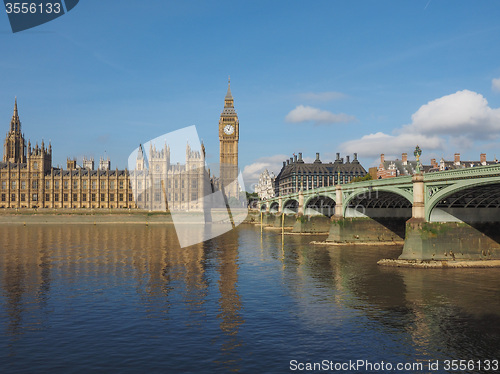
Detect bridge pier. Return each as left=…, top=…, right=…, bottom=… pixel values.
left=399, top=172, right=500, bottom=260
left=326, top=185, right=406, bottom=243
left=400, top=221, right=500, bottom=260
left=325, top=216, right=406, bottom=243
left=261, top=212, right=273, bottom=226
left=298, top=189, right=304, bottom=216
left=292, top=215, right=331, bottom=233
left=265, top=212, right=295, bottom=228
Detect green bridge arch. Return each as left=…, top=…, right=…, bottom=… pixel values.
left=303, top=193, right=336, bottom=216
left=342, top=186, right=413, bottom=217
left=425, top=177, right=500, bottom=222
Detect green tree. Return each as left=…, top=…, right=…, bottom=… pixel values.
left=350, top=174, right=373, bottom=183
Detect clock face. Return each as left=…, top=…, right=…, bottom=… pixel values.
left=224, top=124, right=235, bottom=135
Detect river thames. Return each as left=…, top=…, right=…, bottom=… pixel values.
left=0, top=224, right=499, bottom=373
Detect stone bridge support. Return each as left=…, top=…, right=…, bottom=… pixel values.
left=298, top=189, right=304, bottom=216
left=400, top=173, right=500, bottom=261
left=400, top=221, right=500, bottom=260
left=292, top=215, right=331, bottom=233
left=326, top=216, right=405, bottom=244
left=326, top=185, right=407, bottom=244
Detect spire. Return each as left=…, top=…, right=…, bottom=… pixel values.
left=10, top=97, right=21, bottom=132
left=225, top=76, right=232, bottom=99
left=223, top=77, right=235, bottom=112
left=137, top=144, right=144, bottom=159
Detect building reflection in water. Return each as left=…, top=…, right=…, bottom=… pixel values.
left=212, top=229, right=244, bottom=372
left=2, top=224, right=499, bottom=369
left=0, top=224, right=244, bottom=371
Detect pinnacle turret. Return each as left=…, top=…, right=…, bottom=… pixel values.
left=137, top=144, right=144, bottom=159
left=10, top=97, right=21, bottom=132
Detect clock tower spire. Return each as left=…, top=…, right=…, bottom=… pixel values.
left=219, top=78, right=239, bottom=199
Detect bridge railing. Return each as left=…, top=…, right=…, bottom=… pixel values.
left=423, top=164, right=500, bottom=181
left=340, top=175, right=412, bottom=190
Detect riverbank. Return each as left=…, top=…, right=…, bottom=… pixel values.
left=0, top=208, right=175, bottom=224
left=0, top=209, right=173, bottom=224
left=0, top=208, right=259, bottom=225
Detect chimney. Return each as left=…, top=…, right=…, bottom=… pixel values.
left=454, top=153, right=460, bottom=165
left=314, top=152, right=322, bottom=164
left=380, top=154, right=385, bottom=163
left=480, top=153, right=486, bottom=165
left=336, top=152, right=340, bottom=161
left=294, top=154, right=297, bottom=163
left=286, top=159, right=289, bottom=165
left=298, top=152, right=303, bottom=162
left=354, top=153, right=358, bottom=161
left=346, top=155, right=350, bottom=163
left=283, top=161, right=286, bottom=167
left=402, top=153, right=408, bottom=165
left=431, top=158, right=437, bottom=168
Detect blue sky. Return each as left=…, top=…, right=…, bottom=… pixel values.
left=1, top=1, right=500, bottom=189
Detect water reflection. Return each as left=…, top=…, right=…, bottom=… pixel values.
left=0, top=224, right=499, bottom=372
left=269, top=230, right=500, bottom=362
left=0, top=224, right=245, bottom=372
left=213, top=230, right=244, bottom=371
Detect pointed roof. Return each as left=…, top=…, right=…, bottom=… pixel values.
left=225, top=76, right=233, bottom=99
left=221, top=78, right=237, bottom=116
left=10, top=97, right=21, bottom=132
left=13, top=97, right=18, bottom=116
left=137, top=144, right=144, bottom=159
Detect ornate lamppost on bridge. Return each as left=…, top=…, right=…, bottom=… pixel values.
left=411, top=145, right=425, bottom=221
left=414, top=145, right=422, bottom=174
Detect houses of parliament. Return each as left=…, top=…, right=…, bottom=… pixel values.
left=0, top=83, right=240, bottom=210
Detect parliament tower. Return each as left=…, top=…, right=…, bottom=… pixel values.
left=219, top=79, right=239, bottom=199
left=3, top=98, right=26, bottom=164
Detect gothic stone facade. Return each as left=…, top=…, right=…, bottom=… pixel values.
left=255, top=169, right=275, bottom=201
left=1, top=99, right=207, bottom=210
left=130, top=143, right=207, bottom=211
left=218, top=79, right=240, bottom=199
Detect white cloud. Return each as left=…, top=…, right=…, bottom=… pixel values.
left=242, top=153, right=317, bottom=191
left=492, top=78, right=500, bottom=93
left=242, top=154, right=288, bottom=191
left=298, top=91, right=346, bottom=102
left=340, top=132, right=443, bottom=158
left=285, top=105, right=356, bottom=125
left=403, top=90, right=500, bottom=138
left=341, top=89, right=500, bottom=159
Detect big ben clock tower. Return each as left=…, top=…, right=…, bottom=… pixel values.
left=219, top=78, right=239, bottom=199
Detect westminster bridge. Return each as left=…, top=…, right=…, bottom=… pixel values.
left=259, top=164, right=500, bottom=261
